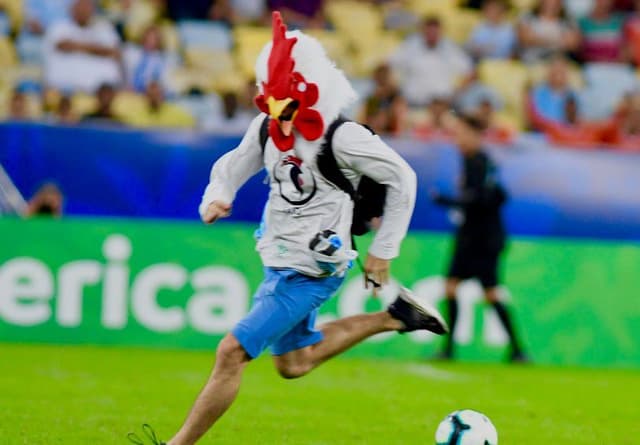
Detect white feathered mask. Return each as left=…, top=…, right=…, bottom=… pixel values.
left=254, top=12, right=357, bottom=152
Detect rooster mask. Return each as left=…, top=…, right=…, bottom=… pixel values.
left=254, top=12, right=357, bottom=152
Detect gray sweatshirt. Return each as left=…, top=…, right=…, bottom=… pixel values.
left=199, top=114, right=417, bottom=277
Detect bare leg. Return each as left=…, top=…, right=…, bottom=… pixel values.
left=168, top=334, right=250, bottom=445
left=274, top=311, right=402, bottom=379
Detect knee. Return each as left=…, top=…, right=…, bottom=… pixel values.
left=484, top=288, right=499, bottom=304
left=275, top=361, right=311, bottom=380
left=445, top=280, right=458, bottom=299
left=215, top=334, right=250, bottom=372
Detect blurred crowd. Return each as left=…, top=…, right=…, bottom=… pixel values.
left=0, top=0, right=639, bottom=150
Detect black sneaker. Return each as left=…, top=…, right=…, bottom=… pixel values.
left=509, top=350, right=530, bottom=364
left=388, top=287, right=448, bottom=335
left=431, top=350, right=454, bottom=361
left=128, top=424, right=166, bottom=445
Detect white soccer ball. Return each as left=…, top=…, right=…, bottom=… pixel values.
left=435, top=409, right=498, bottom=445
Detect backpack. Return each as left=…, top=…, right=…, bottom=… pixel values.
left=259, top=115, right=387, bottom=236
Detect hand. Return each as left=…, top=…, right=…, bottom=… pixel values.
left=26, top=19, right=44, bottom=35
left=202, top=201, right=231, bottom=224
left=364, top=254, right=390, bottom=296
left=57, top=40, right=81, bottom=52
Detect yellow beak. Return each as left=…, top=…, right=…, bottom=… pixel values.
left=267, top=97, right=294, bottom=121
left=266, top=96, right=296, bottom=137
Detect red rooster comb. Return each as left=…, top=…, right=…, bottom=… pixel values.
left=266, top=11, right=297, bottom=99
left=254, top=11, right=325, bottom=151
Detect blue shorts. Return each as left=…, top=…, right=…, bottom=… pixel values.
left=232, top=268, right=344, bottom=359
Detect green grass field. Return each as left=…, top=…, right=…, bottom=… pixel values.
left=1, top=343, right=638, bottom=445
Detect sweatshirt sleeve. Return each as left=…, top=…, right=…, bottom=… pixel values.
left=332, top=122, right=417, bottom=260
left=198, top=114, right=266, bottom=217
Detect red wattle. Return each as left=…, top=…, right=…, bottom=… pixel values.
left=269, top=119, right=295, bottom=151
left=294, top=108, right=324, bottom=141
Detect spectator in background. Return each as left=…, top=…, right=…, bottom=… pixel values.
left=413, top=96, right=455, bottom=140
left=208, top=0, right=235, bottom=26
left=203, top=91, right=255, bottom=134
left=44, top=0, right=122, bottom=93
left=82, top=83, right=120, bottom=123
left=517, top=0, right=580, bottom=64
left=230, top=0, right=267, bottom=24
left=239, top=78, right=258, bottom=112
left=17, top=0, right=74, bottom=64
left=25, top=183, right=64, bottom=217
left=578, top=0, right=625, bottom=63
left=453, top=71, right=515, bottom=143
left=473, top=98, right=516, bottom=144
left=267, top=0, right=326, bottom=29
left=454, top=67, right=503, bottom=115
left=361, top=63, right=407, bottom=135
left=528, top=70, right=614, bottom=147
left=466, top=0, right=516, bottom=60
left=8, top=89, right=30, bottom=120
left=624, top=0, right=640, bottom=66
left=608, top=92, right=640, bottom=150
left=23, top=0, right=73, bottom=36
left=527, top=55, right=577, bottom=128
left=125, top=81, right=195, bottom=128
left=123, top=25, right=176, bottom=94
left=55, top=95, right=79, bottom=124
left=390, top=16, right=472, bottom=107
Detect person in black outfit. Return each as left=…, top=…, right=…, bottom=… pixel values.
left=432, top=113, right=526, bottom=362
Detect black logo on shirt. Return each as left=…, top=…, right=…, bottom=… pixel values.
left=273, top=155, right=317, bottom=205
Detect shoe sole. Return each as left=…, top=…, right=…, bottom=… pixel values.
left=399, top=287, right=449, bottom=334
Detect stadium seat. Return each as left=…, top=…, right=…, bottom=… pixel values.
left=583, top=63, right=637, bottom=89
left=233, top=26, right=271, bottom=78
left=0, top=0, right=23, bottom=32
left=0, top=36, right=17, bottom=68
left=113, top=91, right=148, bottom=119
left=160, top=21, right=180, bottom=53
left=24, top=93, right=43, bottom=118
left=325, top=1, right=383, bottom=44
left=351, top=32, right=402, bottom=78
left=407, top=0, right=458, bottom=17
left=528, top=62, right=584, bottom=89
left=441, top=9, right=481, bottom=45
left=166, top=67, right=216, bottom=94
left=123, top=0, right=160, bottom=41
left=0, top=64, right=42, bottom=90
left=183, top=47, right=242, bottom=92
left=510, top=0, right=539, bottom=13
left=184, top=48, right=234, bottom=73
left=0, top=83, right=10, bottom=117
left=71, top=92, right=97, bottom=116
left=178, top=20, right=233, bottom=51
left=478, top=60, right=529, bottom=128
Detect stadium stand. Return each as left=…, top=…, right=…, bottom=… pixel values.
left=0, top=0, right=637, bottom=151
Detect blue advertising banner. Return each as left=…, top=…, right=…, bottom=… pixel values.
left=1, top=122, right=639, bottom=240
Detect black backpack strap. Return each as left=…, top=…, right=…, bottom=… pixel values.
left=259, top=115, right=270, bottom=153
left=316, top=116, right=355, bottom=199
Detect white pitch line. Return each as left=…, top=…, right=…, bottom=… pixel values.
left=403, top=364, right=472, bottom=382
